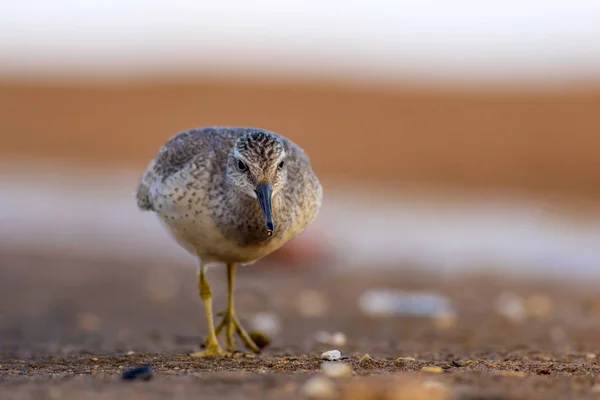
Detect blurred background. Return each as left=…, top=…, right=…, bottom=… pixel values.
left=2, top=0, right=600, bottom=280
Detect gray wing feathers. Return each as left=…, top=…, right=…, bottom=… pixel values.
left=135, top=129, right=208, bottom=211
left=136, top=183, right=153, bottom=211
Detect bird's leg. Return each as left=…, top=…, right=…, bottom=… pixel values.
left=224, top=262, right=237, bottom=351
left=211, top=263, right=261, bottom=353
left=191, top=262, right=229, bottom=358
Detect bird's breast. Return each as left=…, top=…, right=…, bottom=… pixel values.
left=154, top=188, right=313, bottom=264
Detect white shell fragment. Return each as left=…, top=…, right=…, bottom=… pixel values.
left=321, top=350, right=342, bottom=361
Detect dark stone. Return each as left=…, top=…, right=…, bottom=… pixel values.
left=249, top=330, right=271, bottom=350
left=121, top=365, right=153, bottom=381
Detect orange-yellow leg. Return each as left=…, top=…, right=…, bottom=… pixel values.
left=210, top=263, right=261, bottom=353
left=191, top=262, right=230, bottom=358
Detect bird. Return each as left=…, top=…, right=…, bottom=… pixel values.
left=135, top=127, right=322, bottom=357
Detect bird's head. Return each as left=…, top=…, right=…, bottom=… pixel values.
left=226, top=130, right=288, bottom=236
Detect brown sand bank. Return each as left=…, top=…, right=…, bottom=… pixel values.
left=1, top=79, right=600, bottom=199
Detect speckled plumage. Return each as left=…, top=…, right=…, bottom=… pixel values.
left=136, top=127, right=322, bottom=264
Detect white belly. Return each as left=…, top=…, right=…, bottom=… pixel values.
left=156, top=213, right=296, bottom=264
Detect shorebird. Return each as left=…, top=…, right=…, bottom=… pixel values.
left=136, top=127, right=322, bottom=357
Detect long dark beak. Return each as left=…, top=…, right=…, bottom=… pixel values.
left=255, top=181, right=274, bottom=236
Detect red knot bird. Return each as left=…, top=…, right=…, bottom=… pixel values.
left=136, top=127, right=322, bottom=357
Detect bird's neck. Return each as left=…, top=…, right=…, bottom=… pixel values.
left=218, top=184, right=283, bottom=246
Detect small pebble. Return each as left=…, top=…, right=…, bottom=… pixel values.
left=321, top=362, right=353, bottom=378
left=495, top=292, right=526, bottom=323
left=587, top=353, right=597, bottom=360
left=330, top=332, right=347, bottom=347
left=126, top=351, right=135, bottom=356
left=90, top=357, right=98, bottom=362
left=361, top=354, right=373, bottom=362
left=248, top=330, right=271, bottom=350
left=537, top=368, right=551, bottom=375
left=321, top=350, right=342, bottom=361
left=395, top=356, right=416, bottom=364
left=301, top=376, right=336, bottom=399
left=421, top=366, right=444, bottom=374
left=249, top=312, right=281, bottom=337
left=297, top=290, right=331, bottom=318
left=121, top=365, right=153, bottom=381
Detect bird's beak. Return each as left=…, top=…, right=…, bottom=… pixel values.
left=255, top=181, right=274, bottom=236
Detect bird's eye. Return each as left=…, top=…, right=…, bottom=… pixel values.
left=277, top=160, right=285, bottom=170
left=237, top=160, right=248, bottom=171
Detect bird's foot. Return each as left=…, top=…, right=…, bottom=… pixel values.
left=191, top=344, right=231, bottom=358
left=210, top=311, right=261, bottom=354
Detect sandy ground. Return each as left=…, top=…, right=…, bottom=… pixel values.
left=3, top=76, right=600, bottom=399
left=3, top=251, right=600, bottom=399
